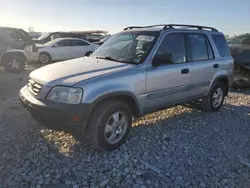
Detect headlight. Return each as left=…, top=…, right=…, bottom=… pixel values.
left=47, top=86, right=83, bottom=104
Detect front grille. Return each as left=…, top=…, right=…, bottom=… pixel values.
left=27, top=79, right=43, bottom=96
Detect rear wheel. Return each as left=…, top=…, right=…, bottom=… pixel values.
left=3, top=54, right=25, bottom=74
left=39, top=52, right=51, bottom=64
left=86, top=100, right=132, bottom=150
left=202, top=81, right=226, bottom=112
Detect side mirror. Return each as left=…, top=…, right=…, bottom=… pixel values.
left=53, top=44, right=59, bottom=47
left=152, top=53, right=173, bottom=66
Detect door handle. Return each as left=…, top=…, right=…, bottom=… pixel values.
left=213, top=64, right=219, bottom=68
left=181, top=68, right=189, bottom=74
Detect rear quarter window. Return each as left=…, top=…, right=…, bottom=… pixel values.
left=211, top=34, right=231, bottom=57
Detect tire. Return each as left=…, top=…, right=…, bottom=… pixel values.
left=3, top=54, right=25, bottom=74
left=202, top=81, right=226, bottom=112
left=85, top=51, right=92, bottom=57
left=39, top=52, right=51, bottom=64
left=86, top=100, right=132, bottom=151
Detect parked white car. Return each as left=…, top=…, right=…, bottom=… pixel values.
left=37, top=38, right=99, bottom=64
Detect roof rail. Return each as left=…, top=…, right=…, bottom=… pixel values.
left=123, top=26, right=145, bottom=30
left=162, top=24, right=218, bottom=31
left=123, top=24, right=218, bottom=32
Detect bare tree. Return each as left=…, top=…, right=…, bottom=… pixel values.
left=28, top=26, right=35, bottom=33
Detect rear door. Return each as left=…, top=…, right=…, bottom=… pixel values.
left=186, top=33, right=215, bottom=97
left=71, top=39, right=91, bottom=58
left=145, top=33, right=192, bottom=111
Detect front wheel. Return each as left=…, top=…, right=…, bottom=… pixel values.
left=86, top=100, right=132, bottom=150
left=39, top=52, right=51, bottom=64
left=202, top=81, right=226, bottom=112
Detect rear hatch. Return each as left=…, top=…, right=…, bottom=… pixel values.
left=0, top=27, right=36, bottom=51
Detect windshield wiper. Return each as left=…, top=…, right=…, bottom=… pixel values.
left=95, top=55, right=120, bottom=62
left=92, top=55, right=137, bottom=64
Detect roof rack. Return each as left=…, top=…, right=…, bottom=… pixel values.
left=123, top=26, right=145, bottom=30
left=162, top=24, right=218, bottom=31
left=123, top=24, right=218, bottom=32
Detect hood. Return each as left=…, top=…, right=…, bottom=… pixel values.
left=30, top=57, right=133, bottom=86
left=33, top=39, right=46, bottom=44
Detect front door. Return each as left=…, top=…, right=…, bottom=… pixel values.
left=51, top=39, right=74, bottom=61
left=145, top=33, right=192, bottom=111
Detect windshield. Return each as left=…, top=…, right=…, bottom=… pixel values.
left=38, top=33, right=51, bottom=40
left=92, top=31, right=160, bottom=64
left=229, top=35, right=250, bottom=45
left=100, top=36, right=111, bottom=42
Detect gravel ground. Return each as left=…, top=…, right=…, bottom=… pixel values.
left=0, top=66, right=250, bottom=188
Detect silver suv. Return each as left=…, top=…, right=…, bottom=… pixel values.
left=19, top=24, right=234, bottom=150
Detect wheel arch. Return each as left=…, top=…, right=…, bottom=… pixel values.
left=212, top=75, right=229, bottom=96
left=39, top=51, right=51, bottom=57
left=90, top=92, right=141, bottom=118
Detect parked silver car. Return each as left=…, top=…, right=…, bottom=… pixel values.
left=19, top=24, right=234, bottom=150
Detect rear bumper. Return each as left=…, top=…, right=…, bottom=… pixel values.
left=19, top=86, right=92, bottom=128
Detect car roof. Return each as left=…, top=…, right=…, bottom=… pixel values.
left=0, top=27, right=21, bottom=30
left=51, top=31, right=85, bottom=35
left=51, top=37, right=89, bottom=43
left=234, top=33, right=250, bottom=38
left=121, top=24, right=222, bottom=35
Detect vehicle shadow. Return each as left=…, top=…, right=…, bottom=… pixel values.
left=65, top=101, right=250, bottom=153
left=1, top=97, right=250, bottom=187
left=228, top=87, right=250, bottom=95
left=65, top=103, right=250, bottom=186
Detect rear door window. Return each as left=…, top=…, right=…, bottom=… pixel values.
left=187, top=34, right=211, bottom=61
left=211, top=34, right=231, bottom=57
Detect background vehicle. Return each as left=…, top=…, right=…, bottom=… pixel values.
left=93, top=35, right=112, bottom=45
left=20, top=24, right=233, bottom=150
left=29, top=31, right=42, bottom=39
left=0, top=27, right=38, bottom=73
left=37, top=38, right=99, bottom=64
left=34, top=32, right=88, bottom=44
left=72, top=30, right=109, bottom=42
left=229, top=33, right=250, bottom=88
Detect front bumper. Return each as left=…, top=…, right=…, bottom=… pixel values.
left=19, top=86, right=92, bottom=128
left=24, top=51, right=39, bottom=64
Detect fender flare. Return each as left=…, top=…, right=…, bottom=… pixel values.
left=91, top=91, right=141, bottom=117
